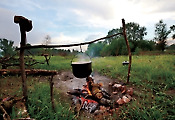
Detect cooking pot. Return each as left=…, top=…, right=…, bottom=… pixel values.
left=71, top=53, right=92, bottom=78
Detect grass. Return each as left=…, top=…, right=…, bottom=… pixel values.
left=33, top=55, right=72, bottom=70
left=0, top=75, right=23, bottom=98
left=0, top=76, right=75, bottom=120
left=31, top=54, right=175, bottom=119
left=27, top=83, right=75, bottom=120
left=92, top=55, right=175, bottom=120
left=31, top=55, right=175, bottom=119
left=1, top=55, right=175, bottom=119
left=92, top=55, right=175, bottom=90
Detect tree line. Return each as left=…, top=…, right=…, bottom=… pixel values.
left=0, top=19, right=175, bottom=58
left=86, top=20, right=175, bottom=57
left=0, top=38, right=80, bottom=69
left=0, top=38, right=80, bottom=57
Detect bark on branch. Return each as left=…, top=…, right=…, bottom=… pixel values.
left=16, top=33, right=123, bottom=50
left=122, top=19, right=132, bottom=84
left=0, top=69, right=57, bottom=76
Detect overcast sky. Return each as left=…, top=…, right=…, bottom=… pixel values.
left=0, top=0, right=175, bottom=50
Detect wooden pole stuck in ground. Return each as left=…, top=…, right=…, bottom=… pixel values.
left=49, top=74, right=55, bottom=112
left=14, top=16, right=33, bottom=101
left=122, top=19, right=132, bottom=84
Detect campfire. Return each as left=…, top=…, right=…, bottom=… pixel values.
left=67, top=76, right=134, bottom=118
left=68, top=51, right=134, bottom=118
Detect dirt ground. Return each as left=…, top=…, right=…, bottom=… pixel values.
left=0, top=71, right=127, bottom=119
left=0, top=70, right=117, bottom=101
left=52, top=71, right=118, bottom=119
left=53, top=71, right=116, bottom=95
left=1, top=70, right=174, bottom=120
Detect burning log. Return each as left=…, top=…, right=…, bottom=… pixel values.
left=85, top=77, right=113, bottom=108
left=86, top=77, right=109, bottom=99
left=68, top=76, right=134, bottom=116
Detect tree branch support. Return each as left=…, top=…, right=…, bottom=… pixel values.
left=122, top=19, right=132, bottom=84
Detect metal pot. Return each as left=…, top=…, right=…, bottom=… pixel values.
left=71, top=61, right=92, bottom=78
left=71, top=53, right=92, bottom=78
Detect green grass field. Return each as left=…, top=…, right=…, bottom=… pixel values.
left=1, top=55, right=174, bottom=119
left=93, top=55, right=175, bottom=90
left=93, top=55, right=175, bottom=120
left=33, top=55, right=175, bottom=119
left=33, top=55, right=72, bottom=70
left=27, top=83, right=75, bottom=120
left=34, top=55, right=175, bottom=90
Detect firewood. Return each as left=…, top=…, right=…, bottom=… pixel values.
left=121, top=86, right=126, bottom=94
left=67, top=89, right=89, bottom=98
left=0, top=69, right=57, bottom=76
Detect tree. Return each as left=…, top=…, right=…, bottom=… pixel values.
left=154, top=20, right=171, bottom=51
left=86, top=42, right=105, bottom=57
left=42, top=35, right=51, bottom=45
left=105, top=28, right=122, bottom=44
left=125, top=22, right=147, bottom=41
left=42, top=35, right=52, bottom=55
left=0, top=38, right=16, bottom=57
left=105, top=22, right=147, bottom=52
left=170, top=25, right=175, bottom=39
left=137, top=40, right=156, bottom=51
left=101, top=38, right=134, bottom=56
left=167, top=44, right=175, bottom=50
left=0, top=38, right=17, bottom=68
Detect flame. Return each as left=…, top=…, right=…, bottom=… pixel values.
left=86, top=88, right=92, bottom=96
left=83, top=85, right=92, bottom=96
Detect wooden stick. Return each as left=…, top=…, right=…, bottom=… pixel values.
left=0, top=69, right=57, bottom=76
left=16, top=32, right=123, bottom=50
left=122, top=19, right=132, bottom=84
left=49, top=74, right=55, bottom=112
left=19, top=27, right=28, bottom=100
left=14, top=16, right=33, bottom=102
left=0, top=105, right=11, bottom=120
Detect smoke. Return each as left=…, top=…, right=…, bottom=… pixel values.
left=72, top=53, right=91, bottom=64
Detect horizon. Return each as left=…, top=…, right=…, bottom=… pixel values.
left=0, top=0, right=175, bottom=51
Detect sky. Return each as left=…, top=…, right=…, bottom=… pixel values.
left=0, top=0, right=175, bottom=51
